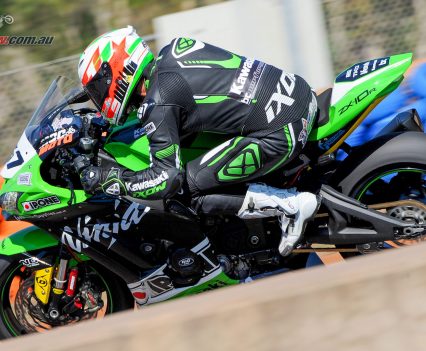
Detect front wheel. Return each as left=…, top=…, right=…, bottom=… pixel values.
left=0, top=252, right=134, bottom=339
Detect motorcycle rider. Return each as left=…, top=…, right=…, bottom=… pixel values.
left=78, top=26, right=319, bottom=258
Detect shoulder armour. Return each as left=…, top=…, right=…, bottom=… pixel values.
left=171, top=37, right=205, bottom=59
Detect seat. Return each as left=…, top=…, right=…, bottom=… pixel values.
left=314, top=88, right=332, bottom=128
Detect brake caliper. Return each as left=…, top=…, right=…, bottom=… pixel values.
left=34, top=267, right=54, bottom=304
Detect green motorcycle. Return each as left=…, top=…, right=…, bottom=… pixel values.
left=0, top=52, right=424, bottom=338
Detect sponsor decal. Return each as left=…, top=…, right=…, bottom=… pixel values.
left=134, top=181, right=167, bottom=199
left=126, top=170, right=169, bottom=192
left=35, top=276, right=48, bottom=288
left=51, top=116, right=74, bottom=131
left=299, top=93, right=318, bottom=146
left=137, top=99, right=156, bottom=122
left=14, top=209, right=67, bottom=220
left=199, top=280, right=228, bottom=292
left=19, top=257, right=40, bottom=268
left=134, top=127, right=145, bottom=139
left=38, top=127, right=76, bottom=156
left=61, top=202, right=149, bottom=253
left=298, top=118, right=309, bottom=147
left=178, top=257, right=195, bottom=267
left=17, top=172, right=32, bottom=186
left=22, top=195, right=60, bottom=212
left=228, top=57, right=265, bottom=105
left=19, top=253, right=51, bottom=268
left=336, top=57, right=389, bottom=82
left=144, top=122, right=156, bottom=135
left=265, top=72, right=296, bottom=123
left=338, top=88, right=377, bottom=116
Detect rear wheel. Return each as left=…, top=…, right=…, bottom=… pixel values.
left=349, top=166, right=426, bottom=246
left=0, top=252, right=134, bottom=339
left=332, top=132, right=426, bottom=248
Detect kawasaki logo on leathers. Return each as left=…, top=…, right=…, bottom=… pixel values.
left=265, top=72, right=296, bottom=123
left=228, top=58, right=265, bottom=105
left=125, top=171, right=169, bottom=192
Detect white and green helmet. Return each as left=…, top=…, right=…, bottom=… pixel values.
left=78, top=25, right=154, bottom=125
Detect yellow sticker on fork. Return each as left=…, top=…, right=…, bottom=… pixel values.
left=34, top=267, right=54, bottom=304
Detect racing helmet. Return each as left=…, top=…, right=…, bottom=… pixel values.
left=78, top=26, right=154, bottom=125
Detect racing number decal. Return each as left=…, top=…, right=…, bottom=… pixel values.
left=6, top=149, right=24, bottom=169
left=1, top=133, right=37, bottom=179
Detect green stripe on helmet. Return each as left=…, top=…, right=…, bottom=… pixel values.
left=100, top=42, right=112, bottom=62
left=128, top=38, right=143, bottom=54
left=120, top=50, right=155, bottom=123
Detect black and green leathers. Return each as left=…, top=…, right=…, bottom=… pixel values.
left=109, top=37, right=317, bottom=199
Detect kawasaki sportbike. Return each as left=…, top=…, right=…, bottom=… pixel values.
left=0, top=53, right=425, bottom=338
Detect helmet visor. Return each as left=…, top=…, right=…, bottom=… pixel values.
left=84, top=62, right=113, bottom=113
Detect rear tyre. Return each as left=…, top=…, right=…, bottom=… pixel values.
left=335, top=132, right=426, bottom=195
left=334, top=132, right=426, bottom=248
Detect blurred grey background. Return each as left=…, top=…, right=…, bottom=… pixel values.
left=0, top=0, right=425, bottom=161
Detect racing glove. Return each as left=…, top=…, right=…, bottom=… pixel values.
left=80, top=166, right=127, bottom=196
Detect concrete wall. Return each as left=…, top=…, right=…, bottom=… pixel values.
left=4, top=243, right=426, bottom=351
left=153, top=0, right=334, bottom=89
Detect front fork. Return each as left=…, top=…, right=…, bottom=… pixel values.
left=47, top=257, right=69, bottom=320
left=33, top=248, right=81, bottom=319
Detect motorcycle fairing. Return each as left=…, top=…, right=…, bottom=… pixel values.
left=309, top=53, right=413, bottom=141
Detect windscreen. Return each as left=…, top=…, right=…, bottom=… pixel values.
left=2, top=76, right=89, bottom=178
left=27, top=76, right=82, bottom=128
left=24, top=76, right=87, bottom=153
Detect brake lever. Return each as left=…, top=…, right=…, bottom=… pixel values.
left=64, top=174, right=76, bottom=206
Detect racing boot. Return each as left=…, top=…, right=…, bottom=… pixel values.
left=238, top=183, right=320, bottom=256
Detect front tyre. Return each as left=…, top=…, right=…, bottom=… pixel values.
left=0, top=253, right=134, bottom=339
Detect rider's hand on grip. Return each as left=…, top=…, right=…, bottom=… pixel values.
left=80, top=166, right=103, bottom=194
left=73, top=155, right=92, bottom=174
left=80, top=166, right=127, bottom=196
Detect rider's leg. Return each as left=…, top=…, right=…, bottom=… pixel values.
left=186, top=118, right=319, bottom=256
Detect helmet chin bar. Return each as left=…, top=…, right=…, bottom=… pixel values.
left=78, top=26, right=155, bottom=126
left=118, top=90, right=145, bottom=126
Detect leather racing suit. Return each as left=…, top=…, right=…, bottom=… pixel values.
left=112, top=37, right=317, bottom=201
